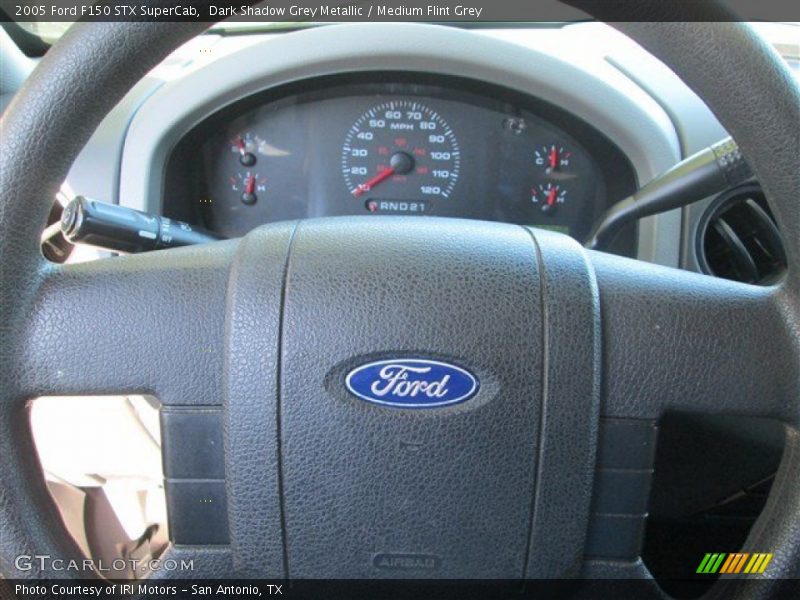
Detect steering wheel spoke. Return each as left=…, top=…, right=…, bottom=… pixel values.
left=0, top=241, right=240, bottom=579
left=14, top=242, right=237, bottom=406
left=590, top=250, right=799, bottom=422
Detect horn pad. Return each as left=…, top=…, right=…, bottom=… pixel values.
left=225, top=217, right=599, bottom=578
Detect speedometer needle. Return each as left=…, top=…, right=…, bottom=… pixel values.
left=352, top=167, right=395, bottom=198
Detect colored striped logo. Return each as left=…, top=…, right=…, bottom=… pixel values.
left=696, top=552, right=773, bottom=574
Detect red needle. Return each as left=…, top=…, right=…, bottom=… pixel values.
left=549, top=147, right=558, bottom=170
left=352, top=167, right=395, bottom=197
left=236, top=137, right=246, bottom=156
left=245, top=175, right=256, bottom=195
left=546, top=187, right=559, bottom=206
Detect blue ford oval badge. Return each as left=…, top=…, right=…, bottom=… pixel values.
left=345, top=359, right=478, bottom=408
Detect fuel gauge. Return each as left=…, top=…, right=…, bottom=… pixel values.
left=230, top=133, right=259, bottom=167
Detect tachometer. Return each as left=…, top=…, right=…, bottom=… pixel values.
left=341, top=101, right=460, bottom=204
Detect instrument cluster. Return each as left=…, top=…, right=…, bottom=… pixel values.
left=164, top=75, right=637, bottom=246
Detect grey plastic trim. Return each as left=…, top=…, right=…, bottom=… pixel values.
left=0, top=28, right=37, bottom=111
left=118, top=23, right=682, bottom=265
left=65, top=77, right=165, bottom=204
left=604, top=50, right=728, bottom=158
left=602, top=40, right=735, bottom=273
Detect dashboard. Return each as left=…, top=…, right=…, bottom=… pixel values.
left=164, top=75, right=637, bottom=246
left=73, top=21, right=732, bottom=269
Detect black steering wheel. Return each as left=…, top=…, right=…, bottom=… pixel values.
left=0, top=10, right=798, bottom=598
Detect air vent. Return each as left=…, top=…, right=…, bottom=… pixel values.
left=698, top=184, right=786, bottom=285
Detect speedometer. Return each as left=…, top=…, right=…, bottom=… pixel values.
left=341, top=101, right=460, bottom=206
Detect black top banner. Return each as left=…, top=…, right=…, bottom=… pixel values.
left=1, top=0, right=799, bottom=23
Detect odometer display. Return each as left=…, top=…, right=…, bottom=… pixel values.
left=341, top=100, right=460, bottom=202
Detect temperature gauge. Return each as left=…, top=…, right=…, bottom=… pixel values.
left=531, top=183, right=567, bottom=215
left=230, top=171, right=267, bottom=205
left=534, top=145, right=572, bottom=174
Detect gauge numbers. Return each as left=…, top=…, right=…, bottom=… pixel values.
left=341, top=101, right=460, bottom=202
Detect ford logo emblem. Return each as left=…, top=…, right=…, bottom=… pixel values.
left=345, top=359, right=479, bottom=408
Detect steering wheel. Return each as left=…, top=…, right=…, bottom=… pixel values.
left=1, top=8, right=798, bottom=598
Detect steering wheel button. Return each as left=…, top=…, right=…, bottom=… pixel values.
left=160, top=408, right=225, bottom=479
left=164, top=480, right=229, bottom=545
left=597, top=419, right=657, bottom=470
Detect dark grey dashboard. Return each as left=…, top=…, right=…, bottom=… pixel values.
left=164, top=75, right=636, bottom=247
